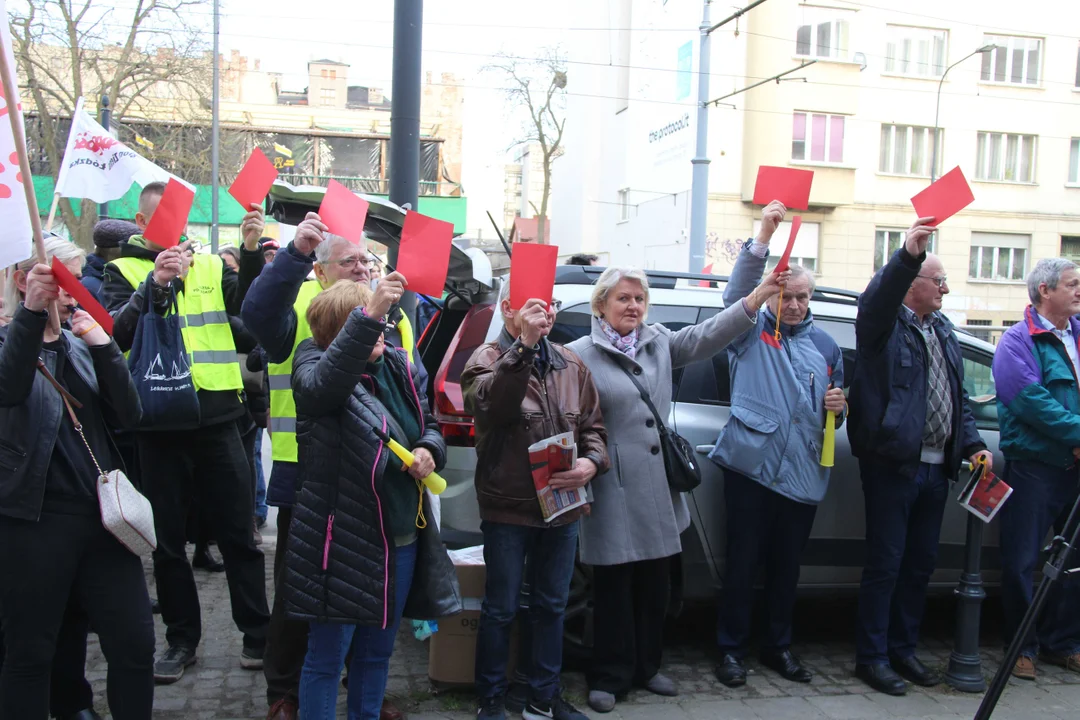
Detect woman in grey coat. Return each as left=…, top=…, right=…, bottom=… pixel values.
left=568, top=266, right=788, bottom=712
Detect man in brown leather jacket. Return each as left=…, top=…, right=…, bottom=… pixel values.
left=462, top=280, right=608, bottom=720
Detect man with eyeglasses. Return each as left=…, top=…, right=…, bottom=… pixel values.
left=241, top=211, right=421, bottom=720
left=847, top=216, right=991, bottom=696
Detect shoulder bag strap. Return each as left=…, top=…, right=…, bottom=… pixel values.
left=36, top=360, right=105, bottom=477
left=615, top=361, right=667, bottom=432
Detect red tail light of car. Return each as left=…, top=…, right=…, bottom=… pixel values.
left=433, top=303, right=494, bottom=447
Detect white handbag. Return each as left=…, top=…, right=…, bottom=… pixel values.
left=38, top=360, right=157, bottom=557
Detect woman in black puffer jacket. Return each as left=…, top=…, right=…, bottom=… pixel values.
left=285, top=277, right=460, bottom=720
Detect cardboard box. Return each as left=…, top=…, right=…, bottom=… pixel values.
left=429, top=546, right=518, bottom=686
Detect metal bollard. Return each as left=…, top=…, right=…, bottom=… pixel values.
left=945, top=512, right=987, bottom=692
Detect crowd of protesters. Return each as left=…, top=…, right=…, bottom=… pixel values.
left=0, top=187, right=1077, bottom=720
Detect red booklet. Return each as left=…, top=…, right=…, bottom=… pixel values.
left=528, top=432, right=587, bottom=522
left=958, top=464, right=1012, bottom=523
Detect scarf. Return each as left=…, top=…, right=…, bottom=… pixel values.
left=599, top=317, right=641, bottom=359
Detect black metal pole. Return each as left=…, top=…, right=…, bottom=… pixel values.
left=945, top=513, right=986, bottom=692
left=99, top=95, right=110, bottom=220
left=389, top=0, right=422, bottom=321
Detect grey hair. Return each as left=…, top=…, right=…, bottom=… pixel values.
left=1027, top=258, right=1078, bottom=305
left=313, top=233, right=354, bottom=264
left=590, top=266, right=650, bottom=319
left=498, top=274, right=511, bottom=307
left=787, top=263, right=816, bottom=294
left=3, top=236, right=87, bottom=314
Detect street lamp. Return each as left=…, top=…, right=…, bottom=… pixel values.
left=930, top=44, right=996, bottom=182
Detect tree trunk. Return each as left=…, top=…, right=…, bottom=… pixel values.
left=538, top=155, right=551, bottom=244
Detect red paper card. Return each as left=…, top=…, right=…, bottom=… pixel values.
left=911, top=166, right=975, bottom=227
left=318, top=179, right=369, bottom=245
left=396, top=211, right=454, bottom=297
left=773, top=216, right=802, bottom=274
left=753, top=166, right=814, bottom=211
left=228, top=147, right=277, bottom=211
left=509, top=242, right=559, bottom=310
left=142, top=179, right=194, bottom=250
left=50, top=256, right=114, bottom=336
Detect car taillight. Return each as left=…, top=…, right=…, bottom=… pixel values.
left=433, top=303, right=494, bottom=448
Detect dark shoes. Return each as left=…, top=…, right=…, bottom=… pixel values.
left=154, top=644, right=197, bottom=684
left=889, top=654, right=941, bottom=687
left=855, top=662, right=907, bottom=696
left=380, top=698, right=406, bottom=720
left=715, top=653, right=748, bottom=687
left=523, top=695, right=588, bottom=720
left=761, top=649, right=813, bottom=683
left=192, top=545, right=225, bottom=572
left=476, top=696, right=506, bottom=720
left=266, top=699, right=298, bottom=720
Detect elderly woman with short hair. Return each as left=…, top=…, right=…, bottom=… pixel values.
left=567, top=265, right=788, bottom=712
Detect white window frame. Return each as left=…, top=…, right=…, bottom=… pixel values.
left=969, top=233, right=1030, bottom=282
left=875, top=227, right=936, bottom=270
left=319, top=87, right=336, bottom=106
left=795, top=7, right=851, bottom=62
left=879, top=124, right=939, bottom=177
left=974, top=132, right=1037, bottom=184
left=980, top=35, right=1042, bottom=86
left=883, top=25, right=947, bottom=78
left=1069, top=138, right=1080, bottom=186
left=755, top=220, right=820, bottom=273
left=792, top=112, right=846, bottom=165
left=617, top=188, right=630, bottom=223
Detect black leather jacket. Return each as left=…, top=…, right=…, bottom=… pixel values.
left=0, top=305, right=142, bottom=521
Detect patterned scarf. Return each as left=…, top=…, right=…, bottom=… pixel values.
left=599, top=317, right=641, bottom=359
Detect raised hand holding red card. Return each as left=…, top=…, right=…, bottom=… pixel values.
left=143, top=179, right=194, bottom=250
left=509, top=242, right=559, bottom=310
left=228, top=148, right=277, bottom=211
left=318, top=180, right=369, bottom=245
left=396, top=211, right=454, bottom=297
left=50, top=256, right=114, bottom=335
left=753, top=166, right=814, bottom=211
left=911, top=166, right=974, bottom=227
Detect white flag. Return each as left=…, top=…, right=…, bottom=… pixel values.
left=54, top=97, right=194, bottom=204
left=0, top=0, right=32, bottom=269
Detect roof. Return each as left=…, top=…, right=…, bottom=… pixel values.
left=512, top=216, right=551, bottom=244
left=347, top=86, right=392, bottom=109
left=309, top=58, right=349, bottom=67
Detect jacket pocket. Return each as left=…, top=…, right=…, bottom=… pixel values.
left=606, top=443, right=625, bottom=488
left=718, top=406, right=780, bottom=479
left=0, top=439, right=26, bottom=473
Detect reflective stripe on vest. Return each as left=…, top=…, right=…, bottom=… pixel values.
left=268, top=280, right=322, bottom=463
left=111, top=254, right=242, bottom=392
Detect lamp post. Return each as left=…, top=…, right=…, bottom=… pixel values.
left=930, top=44, right=996, bottom=183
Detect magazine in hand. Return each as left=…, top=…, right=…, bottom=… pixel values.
left=958, top=461, right=1012, bottom=523
left=529, top=431, right=587, bottom=522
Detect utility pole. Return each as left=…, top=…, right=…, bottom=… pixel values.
left=389, top=0, right=423, bottom=320
left=210, top=0, right=221, bottom=253
left=99, top=95, right=110, bottom=220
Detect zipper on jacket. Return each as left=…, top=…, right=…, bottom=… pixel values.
left=810, top=372, right=816, bottom=412
left=322, top=514, right=334, bottom=570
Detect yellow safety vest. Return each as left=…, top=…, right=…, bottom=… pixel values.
left=268, top=281, right=416, bottom=463
left=111, top=254, right=243, bottom=392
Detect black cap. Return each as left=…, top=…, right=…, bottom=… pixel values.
left=93, top=219, right=140, bottom=249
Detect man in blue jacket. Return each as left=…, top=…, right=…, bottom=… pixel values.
left=848, top=216, right=991, bottom=695
left=992, top=257, right=1080, bottom=681
left=709, top=200, right=847, bottom=688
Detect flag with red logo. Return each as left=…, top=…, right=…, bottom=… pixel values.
left=0, top=0, right=32, bottom=269
left=53, top=97, right=193, bottom=204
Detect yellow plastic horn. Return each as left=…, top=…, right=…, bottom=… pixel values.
left=820, top=411, right=837, bottom=468
left=384, top=437, right=447, bottom=495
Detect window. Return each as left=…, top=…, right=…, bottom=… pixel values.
left=617, top=188, right=629, bottom=222
left=980, top=35, right=1042, bottom=86
left=1070, top=139, right=1079, bottom=185
left=1061, top=236, right=1080, bottom=261
left=962, top=349, right=997, bottom=429
left=879, top=124, right=939, bottom=177
left=884, top=25, right=947, bottom=77
left=319, top=88, right=337, bottom=106
left=321, top=69, right=328, bottom=78
left=969, top=232, right=1029, bottom=281
left=754, top=220, right=819, bottom=272
left=329, top=70, right=337, bottom=80
left=966, top=319, right=993, bottom=343
left=975, top=132, right=1036, bottom=183
left=796, top=6, right=851, bottom=61
left=875, top=228, right=936, bottom=270
left=792, top=112, right=845, bottom=164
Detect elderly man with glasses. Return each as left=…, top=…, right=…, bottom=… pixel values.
left=847, top=216, right=991, bottom=696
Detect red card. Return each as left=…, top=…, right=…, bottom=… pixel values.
left=753, top=166, right=814, bottom=211
left=509, top=242, right=558, bottom=310
left=911, top=166, right=974, bottom=227
left=396, top=211, right=454, bottom=297
left=773, top=216, right=802, bottom=274
left=697, top=263, right=714, bottom=288
left=318, top=179, right=369, bottom=245
left=228, top=147, right=277, bottom=211
left=50, top=256, right=114, bottom=336
left=142, top=179, right=194, bottom=250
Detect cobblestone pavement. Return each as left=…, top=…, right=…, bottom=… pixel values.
left=83, top=503, right=1079, bottom=719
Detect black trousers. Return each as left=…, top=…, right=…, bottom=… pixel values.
left=139, top=422, right=269, bottom=651
left=588, top=556, right=671, bottom=695
left=716, top=471, right=818, bottom=658
left=263, top=506, right=309, bottom=706
left=0, top=510, right=155, bottom=719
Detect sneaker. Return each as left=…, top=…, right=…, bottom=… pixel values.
left=523, top=695, right=588, bottom=720
left=1012, top=656, right=1036, bottom=680
left=587, top=690, right=616, bottom=713
left=241, top=644, right=264, bottom=670
left=154, top=645, right=196, bottom=684
left=192, top=545, right=225, bottom=572
left=477, top=696, right=506, bottom=720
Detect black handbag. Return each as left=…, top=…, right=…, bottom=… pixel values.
left=617, top=364, right=702, bottom=493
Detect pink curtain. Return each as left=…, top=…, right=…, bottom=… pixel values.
left=811, top=114, right=826, bottom=161
left=829, top=116, right=845, bottom=163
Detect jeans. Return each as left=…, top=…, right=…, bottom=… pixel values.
left=475, top=520, right=579, bottom=703
left=855, top=461, right=949, bottom=664
left=298, top=541, right=416, bottom=720
left=717, top=472, right=819, bottom=658
left=999, top=460, right=1080, bottom=658
left=254, top=430, right=268, bottom=522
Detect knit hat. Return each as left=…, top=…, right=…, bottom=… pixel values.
left=93, top=219, right=140, bottom=249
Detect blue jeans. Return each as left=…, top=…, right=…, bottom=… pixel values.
left=254, top=430, right=268, bottom=522
left=475, top=520, right=579, bottom=702
left=855, top=461, right=948, bottom=664
left=999, top=460, right=1080, bottom=658
left=298, top=541, right=416, bottom=720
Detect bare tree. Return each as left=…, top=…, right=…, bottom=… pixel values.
left=486, top=49, right=566, bottom=244
left=9, top=0, right=211, bottom=247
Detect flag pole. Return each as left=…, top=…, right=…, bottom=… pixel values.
left=45, top=192, right=59, bottom=231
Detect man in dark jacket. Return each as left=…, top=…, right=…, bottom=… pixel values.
left=848, top=216, right=991, bottom=696
left=461, top=280, right=608, bottom=720
left=82, top=218, right=138, bottom=304
left=101, top=181, right=271, bottom=684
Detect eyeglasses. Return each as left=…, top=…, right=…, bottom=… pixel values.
left=917, top=274, right=948, bottom=289
left=332, top=255, right=374, bottom=270
left=550, top=299, right=563, bottom=313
